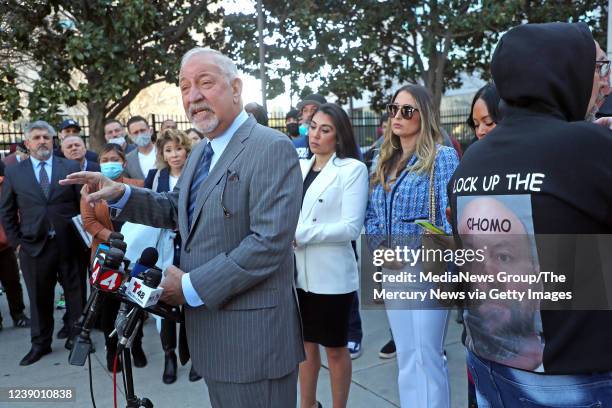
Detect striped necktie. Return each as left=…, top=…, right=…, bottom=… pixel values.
left=188, top=142, right=214, bottom=227
left=39, top=161, right=50, bottom=198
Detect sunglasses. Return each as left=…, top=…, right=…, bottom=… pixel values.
left=596, top=60, right=611, bottom=77
left=386, top=103, right=419, bottom=120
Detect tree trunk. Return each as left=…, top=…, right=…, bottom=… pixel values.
left=432, top=58, right=446, bottom=111
left=423, top=50, right=448, bottom=111
left=423, top=65, right=443, bottom=112
left=432, top=35, right=452, bottom=112
left=87, top=101, right=106, bottom=152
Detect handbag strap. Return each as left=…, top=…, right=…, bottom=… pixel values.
left=152, top=169, right=161, bottom=192
left=428, top=150, right=437, bottom=225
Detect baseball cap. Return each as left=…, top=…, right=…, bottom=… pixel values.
left=296, top=93, right=327, bottom=111
left=59, top=119, right=81, bottom=132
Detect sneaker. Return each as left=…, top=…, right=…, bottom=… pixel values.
left=347, top=341, right=362, bottom=359
left=378, top=339, right=396, bottom=359
left=56, top=294, right=66, bottom=310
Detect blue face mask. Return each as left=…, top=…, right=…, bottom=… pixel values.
left=299, top=123, right=309, bottom=137
left=100, top=162, right=124, bottom=180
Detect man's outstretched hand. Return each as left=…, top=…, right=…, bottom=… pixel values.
left=59, top=171, right=126, bottom=205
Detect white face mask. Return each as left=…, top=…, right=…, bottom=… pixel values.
left=109, top=137, right=126, bottom=146
left=134, top=133, right=152, bottom=147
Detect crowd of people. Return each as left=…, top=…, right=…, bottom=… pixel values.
left=0, top=115, right=208, bottom=381
left=1, top=21, right=612, bottom=408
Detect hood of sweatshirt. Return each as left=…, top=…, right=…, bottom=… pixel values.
left=491, top=22, right=595, bottom=121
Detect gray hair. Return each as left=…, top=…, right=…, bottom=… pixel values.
left=180, top=47, right=238, bottom=82
left=24, top=120, right=56, bottom=140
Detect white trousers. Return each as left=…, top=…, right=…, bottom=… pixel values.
left=386, top=308, right=450, bottom=407
left=384, top=264, right=451, bottom=408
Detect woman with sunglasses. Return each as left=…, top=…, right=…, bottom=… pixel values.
left=294, top=103, right=368, bottom=408
left=365, top=84, right=459, bottom=408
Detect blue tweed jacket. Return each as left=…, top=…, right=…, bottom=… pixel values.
left=365, top=144, right=459, bottom=249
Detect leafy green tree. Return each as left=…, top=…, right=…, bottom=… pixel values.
left=225, top=0, right=607, bottom=111
left=0, top=1, right=224, bottom=149
left=224, top=0, right=322, bottom=106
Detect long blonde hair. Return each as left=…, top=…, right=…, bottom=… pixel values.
left=372, top=84, right=443, bottom=191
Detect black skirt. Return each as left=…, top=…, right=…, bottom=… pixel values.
left=297, top=289, right=355, bottom=347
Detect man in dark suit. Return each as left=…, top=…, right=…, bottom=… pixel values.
left=0, top=120, right=84, bottom=366
left=54, top=119, right=98, bottom=163
left=59, top=134, right=99, bottom=339
left=61, top=135, right=101, bottom=172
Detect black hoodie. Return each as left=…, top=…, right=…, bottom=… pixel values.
left=449, top=22, right=612, bottom=374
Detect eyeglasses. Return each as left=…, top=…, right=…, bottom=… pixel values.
left=386, top=103, right=419, bottom=120
left=596, top=60, right=611, bottom=77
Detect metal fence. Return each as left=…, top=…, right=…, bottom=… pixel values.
left=0, top=108, right=473, bottom=157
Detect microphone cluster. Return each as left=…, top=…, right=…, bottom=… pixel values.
left=69, top=234, right=181, bottom=366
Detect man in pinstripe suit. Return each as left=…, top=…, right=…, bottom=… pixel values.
left=62, top=48, right=305, bottom=407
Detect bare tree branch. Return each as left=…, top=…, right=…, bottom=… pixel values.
left=161, top=2, right=210, bottom=45
left=106, top=77, right=167, bottom=118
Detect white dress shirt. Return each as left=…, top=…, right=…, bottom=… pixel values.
left=138, top=146, right=157, bottom=177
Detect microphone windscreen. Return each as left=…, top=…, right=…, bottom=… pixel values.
left=143, top=268, right=163, bottom=288
left=130, top=247, right=159, bottom=278
left=109, top=232, right=124, bottom=241
left=109, top=239, right=127, bottom=252
left=140, top=247, right=159, bottom=268
left=106, top=248, right=125, bottom=269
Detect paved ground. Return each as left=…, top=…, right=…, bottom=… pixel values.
left=0, top=281, right=468, bottom=407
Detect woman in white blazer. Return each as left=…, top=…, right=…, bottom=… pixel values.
left=294, top=103, right=368, bottom=408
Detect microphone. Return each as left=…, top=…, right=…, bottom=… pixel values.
left=90, top=247, right=126, bottom=291
left=78, top=235, right=128, bottom=337
left=93, top=231, right=123, bottom=258
left=117, top=268, right=164, bottom=351
left=109, top=232, right=124, bottom=241
left=69, top=247, right=126, bottom=366
left=129, top=247, right=158, bottom=279
left=110, top=237, right=127, bottom=253
left=91, top=232, right=126, bottom=275
left=112, top=248, right=161, bottom=346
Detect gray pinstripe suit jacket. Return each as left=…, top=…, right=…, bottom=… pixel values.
left=116, top=116, right=305, bottom=383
